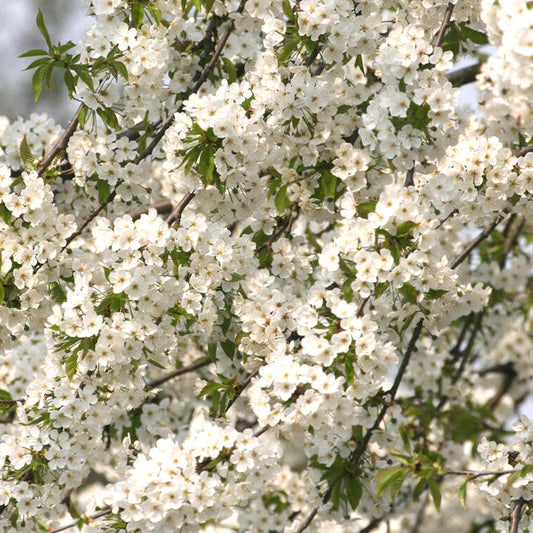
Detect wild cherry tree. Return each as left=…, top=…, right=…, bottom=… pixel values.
left=1, top=0, right=533, bottom=531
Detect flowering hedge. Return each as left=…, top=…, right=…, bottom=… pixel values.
left=2, top=0, right=533, bottom=531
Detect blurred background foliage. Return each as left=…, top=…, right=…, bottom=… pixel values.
left=0, top=0, right=85, bottom=123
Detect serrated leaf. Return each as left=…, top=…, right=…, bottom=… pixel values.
left=32, top=64, right=48, bottom=102
left=428, top=479, right=441, bottom=511
left=113, top=61, right=129, bottom=81
left=375, top=465, right=408, bottom=497
left=73, top=65, right=95, bottom=91
left=19, top=136, right=35, bottom=169
left=36, top=9, right=52, bottom=49
left=65, top=352, right=78, bottom=380
left=19, top=48, right=48, bottom=58
left=199, top=381, right=224, bottom=398
left=78, top=106, right=89, bottom=129
left=275, top=184, right=290, bottom=213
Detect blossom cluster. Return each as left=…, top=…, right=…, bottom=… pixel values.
left=1, top=0, right=533, bottom=532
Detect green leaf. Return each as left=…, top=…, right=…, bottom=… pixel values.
left=346, top=478, right=362, bottom=510
left=459, top=23, right=489, bottom=45
left=320, top=169, right=337, bottom=199
left=64, top=352, right=78, bottom=380
left=49, top=281, right=67, bottom=304
left=148, top=357, right=166, bottom=369
left=36, top=9, right=53, bottom=50
left=222, top=58, right=237, bottom=83
left=0, top=282, right=4, bottom=305
left=374, top=281, right=390, bottom=299
left=282, top=0, right=294, bottom=19
left=64, top=69, right=76, bottom=95
left=428, top=478, right=441, bottom=511
left=113, top=61, right=129, bottom=81
left=356, top=200, right=376, bottom=218
left=78, top=106, right=89, bottom=129
left=278, top=38, right=299, bottom=65
left=19, top=136, right=35, bottom=169
left=147, top=3, right=162, bottom=23
left=375, top=465, right=409, bottom=497
left=459, top=479, right=468, bottom=508
left=208, top=343, right=217, bottom=362
left=275, top=184, right=290, bottom=213
left=396, top=220, right=418, bottom=238
left=97, top=107, right=120, bottom=130
left=399, top=283, right=418, bottom=305
left=132, top=2, right=145, bottom=28
left=425, top=288, right=448, bottom=300
left=220, top=339, right=235, bottom=359
left=96, top=178, right=111, bottom=203
left=19, top=48, right=48, bottom=58
left=197, top=149, right=215, bottom=185
left=0, top=389, right=12, bottom=401
left=32, top=64, right=48, bottom=102
left=72, top=65, right=95, bottom=91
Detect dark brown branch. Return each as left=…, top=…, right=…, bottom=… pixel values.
left=449, top=215, right=503, bottom=269
left=223, top=369, right=260, bottom=415
left=447, top=63, right=481, bottom=87
left=63, top=189, right=117, bottom=249
left=295, top=507, right=319, bottom=533
left=256, top=211, right=297, bottom=253
left=516, top=144, right=533, bottom=158
left=147, top=356, right=212, bottom=390
left=166, top=191, right=196, bottom=226
left=433, top=3, right=455, bottom=50
left=37, top=103, right=85, bottom=177
left=509, top=499, right=525, bottom=533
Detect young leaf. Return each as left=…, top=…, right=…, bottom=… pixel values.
left=19, top=136, right=35, bottom=169
left=36, top=9, right=53, bottom=50
left=32, top=64, right=48, bottom=102
left=19, top=48, right=48, bottom=58
left=275, top=184, right=290, bottom=213
left=346, top=478, right=363, bottom=510
left=428, top=478, right=441, bottom=511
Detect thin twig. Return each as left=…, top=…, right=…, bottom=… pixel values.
left=449, top=215, right=503, bottom=269
left=444, top=468, right=519, bottom=480
left=166, top=191, right=196, bottom=226
left=147, top=356, right=212, bottom=390
left=131, top=199, right=172, bottom=220
left=433, top=3, right=455, bottom=49
left=256, top=211, right=297, bottom=253
left=62, top=189, right=117, bottom=249
left=37, top=103, right=85, bottom=177
left=295, top=507, right=319, bottom=533
left=47, top=508, right=112, bottom=533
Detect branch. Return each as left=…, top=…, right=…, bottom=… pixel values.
left=131, top=199, right=172, bottom=220
left=47, top=508, right=112, bottom=533
left=147, top=356, right=212, bottom=391
left=509, top=499, right=525, bottom=533
left=433, top=2, right=455, bottom=50
left=166, top=191, right=196, bottom=226
left=37, top=103, right=85, bottom=177
left=62, top=189, right=117, bottom=249
left=449, top=215, right=504, bottom=269
left=256, top=210, right=297, bottom=253
left=444, top=468, right=519, bottom=480
left=447, top=62, right=481, bottom=87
